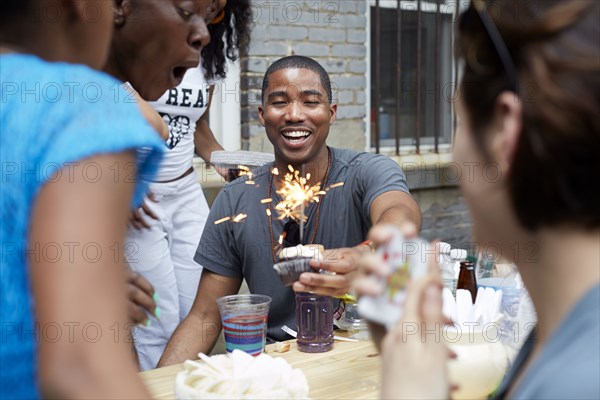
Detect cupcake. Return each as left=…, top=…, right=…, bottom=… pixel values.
left=273, top=245, right=324, bottom=286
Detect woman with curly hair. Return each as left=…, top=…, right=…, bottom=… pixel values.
left=125, top=0, right=253, bottom=371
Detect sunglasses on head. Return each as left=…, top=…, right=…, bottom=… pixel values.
left=459, top=0, right=518, bottom=92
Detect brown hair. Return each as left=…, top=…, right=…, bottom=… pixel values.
left=456, top=0, right=600, bottom=231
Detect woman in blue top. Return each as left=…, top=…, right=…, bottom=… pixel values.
left=0, top=0, right=213, bottom=397
left=356, top=0, right=599, bottom=399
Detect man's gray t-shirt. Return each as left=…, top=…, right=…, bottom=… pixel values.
left=195, top=147, right=411, bottom=341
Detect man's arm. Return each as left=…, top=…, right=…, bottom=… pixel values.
left=158, top=270, right=242, bottom=367
left=369, top=190, right=421, bottom=231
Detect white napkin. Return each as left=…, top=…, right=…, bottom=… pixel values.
left=210, top=150, right=274, bottom=167
left=442, top=287, right=457, bottom=322
left=175, top=350, right=309, bottom=400
left=445, top=288, right=503, bottom=327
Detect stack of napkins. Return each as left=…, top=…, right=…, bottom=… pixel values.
left=442, top=287, right=503, bottom=327
left=210, top=150, right=274, bottom=167
left=279, top=244, right=324, bottom=262
left=175, top=350, right=309, bottom=399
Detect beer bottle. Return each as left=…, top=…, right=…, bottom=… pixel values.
left=457, top=261, right=478, bottom=303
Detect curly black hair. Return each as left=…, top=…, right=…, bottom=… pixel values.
left=202, top=0, right=252, bottom=80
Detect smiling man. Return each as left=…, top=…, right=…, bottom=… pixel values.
left=158, top=56, right=420, bottom=366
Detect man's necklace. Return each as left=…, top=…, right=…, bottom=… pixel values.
left=267, top=148, right=332, bottom=263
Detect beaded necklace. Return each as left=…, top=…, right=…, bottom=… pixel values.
left=267, top=148, right=332, bottom=263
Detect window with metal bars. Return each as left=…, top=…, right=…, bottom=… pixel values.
left=370, top=0, right=457, bottom=154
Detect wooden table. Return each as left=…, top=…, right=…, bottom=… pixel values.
left=140, top=339, right=381, bottom=399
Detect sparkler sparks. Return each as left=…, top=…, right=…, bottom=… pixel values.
left=233, top=213, right=247, bottom=223
left=233, top=165, right=255, bottom=184
left=214, top=216, right=231, bottom=225
left=273, top=167, right=325, bottom=222
left=213, top=213, right=247, bottom=225
left=263, top=164, right=345, bottom=255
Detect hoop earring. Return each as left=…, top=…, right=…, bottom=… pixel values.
left=209, top=9, right=225, bottom=25
left=114, top=14, right=125, bottom=28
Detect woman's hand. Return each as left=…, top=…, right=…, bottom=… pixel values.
left=353, top=224, right=451, bottom=399
left=380, top=275, right=450, bottom=399
left=353, top=224, right=416, bottom=299
left=352, top=225, right=409, bottom=349
left=126, top=270, right=157, bottom=325
left=129, top=192, right=159, bottom=230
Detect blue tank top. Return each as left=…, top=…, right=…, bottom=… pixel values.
left=0, top=54, right=163, bottom=399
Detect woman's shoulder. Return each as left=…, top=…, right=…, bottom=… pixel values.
left=2, top=53, right=160, bottom=141
left=2, top=53, right=119, bottom=89
left=1, top=53, right=164, bottom=201
left=514, top=285, right=600, bottom=398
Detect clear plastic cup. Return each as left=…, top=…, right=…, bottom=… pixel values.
left=337, top=302, right=370, bottom=340
left=217, top=294, right=271, bottom=356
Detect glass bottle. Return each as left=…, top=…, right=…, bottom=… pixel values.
left=457, top=261, right=478, bottom=303
left=295, top=292, right=333, bottom=353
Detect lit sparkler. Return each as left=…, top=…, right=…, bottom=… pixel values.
left=260, top=164, right=345, bottom=255
left=273, top=167, right=326, bottom=223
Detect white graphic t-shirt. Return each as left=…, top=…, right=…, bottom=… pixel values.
left=150, top=66, right=214, bottom=181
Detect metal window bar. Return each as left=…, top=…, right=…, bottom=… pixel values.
left=374, top=0, right=381, bottom=154
left=434, top=0, right=441, bottom=153
left=415, top=0, right=422, bottom=154
left=452, top=1, right=460, bottom=143
left=395, top=0, right=402, bottom=155
left=372, top=0, right=450, bottom=155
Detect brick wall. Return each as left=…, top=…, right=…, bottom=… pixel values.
left=413, top=187, right=472, bottom=249
left=241, top=0, right=368, bottom=152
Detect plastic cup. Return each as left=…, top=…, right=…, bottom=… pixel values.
left=217, top=294, right=271, bottom=356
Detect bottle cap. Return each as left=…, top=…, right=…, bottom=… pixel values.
left=450, top=248, right=467, bottom=261
left=460, top=261, right=476, bottom=269
left=437, top=242, right=451, bottom=254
